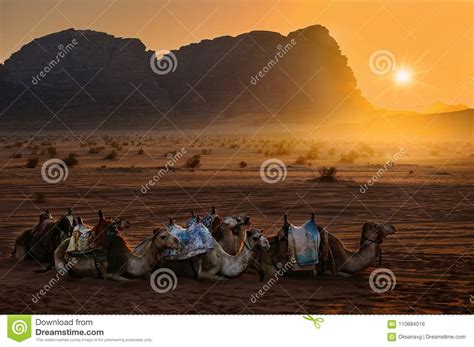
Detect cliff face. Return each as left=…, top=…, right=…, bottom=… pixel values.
left=156, top=25, right=371, bottom=122
left=0, top=26, right=371, bottom=129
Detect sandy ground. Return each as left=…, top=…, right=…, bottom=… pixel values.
left=0, top=135, right=472, bottom=314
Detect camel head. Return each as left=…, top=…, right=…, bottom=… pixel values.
left=221, top=214, right=251, bottom=235
left=152, top=227, right=180, bottom=250
left=359, top=222, right=397, bottom=248
left=56, top=209, right=77, bottom=238
left=245, top=229, right=270, bottom=251
left=114, top=218, right=131, bottom=230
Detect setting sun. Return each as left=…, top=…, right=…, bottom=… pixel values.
left=394, top=68, right=412, bottom=85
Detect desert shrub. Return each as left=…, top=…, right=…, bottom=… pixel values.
left=26, top=157, right=39, bottom=168
left=63, top=152, right=79, bottom=167
left=339, top=150, right=359, bottom=163
left=47, top=146, right=57, bottom=157
left=105, top=150, right=117, bottom=160
left=318, top=166, right=337, bottom=182
left=138, top=147, right=144, bottom=155
left=88, top=146, right=105, bottom=154
left=11, top=152, right=22, bottom=159
left=201, top=149, right=212, bottom=155
left=306, top=144, right=319, bottom=159
left=165, top=150, right=177, bottom=158
left=294, top=155, right=307, bottom=165
left=34, top=192, right=46, bottom=203
left=358, top=143, right=375, bottom=157
left=239, top=161, right=248, bottom=168
left=184, top=154, right=201, bottom=169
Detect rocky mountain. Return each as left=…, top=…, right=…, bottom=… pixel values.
left=0, top=25, right=373, bottom=130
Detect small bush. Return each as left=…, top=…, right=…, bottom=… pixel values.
left=239, top=161, right=248, bottom=168
left=63, top=152, right=79, bottom=167
left=294, top=155, right=307, bottom=165
left=318, top=166, right=337, bottom=182
left=34, top=192, right=46, bottom=203
left=88, top=146, right=105, bottom=154
left=339, top=150, right=359, bottom=163
left=138, top=147, right=144, bottom=155
left=47, top=146, right=57, bottom=157
left=11, top=152, right=22, bottom=159
left=184, top=154, right=201, bottom=169
left=105, top=150, right=117, bottom=160
left=26, top=157, right=39, bottom=168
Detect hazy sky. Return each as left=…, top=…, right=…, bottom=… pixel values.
left=0, top=0, right=472, bottom=111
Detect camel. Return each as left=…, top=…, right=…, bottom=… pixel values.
left=189, top=207, right=222, bottom=236
left=193, top=228, right=270, bottom=280
left=12, top=209, right=76, bottom=263
left=54, top=223, right=180, bottom=281
left=214, top=214, right=251, bottom=255
left=258, top=214, right=396, bottom=277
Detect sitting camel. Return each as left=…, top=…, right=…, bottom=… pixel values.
left=12, top=209, right=76, bottom=263
left=188, top=207, right=222, bottom=236
left=258, top=214, right=396, bottom=277
left=213, top=214, right=251, bottom=255
left=193, top=228, right=270, bottom=280
left=54, top=222, right=180, bottom=281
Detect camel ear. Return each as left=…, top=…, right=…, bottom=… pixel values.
left=98, top=210, right=104, bottom=220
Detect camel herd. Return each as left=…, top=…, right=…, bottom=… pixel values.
left=11, top=208, right=397, bottom=282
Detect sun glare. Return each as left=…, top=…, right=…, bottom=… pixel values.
left=394, top=68, right=412, bottom=85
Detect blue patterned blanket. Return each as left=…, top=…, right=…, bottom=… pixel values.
left=288, top=220, right=320, bottom=268
left=163, top=222, right=214, bottom=260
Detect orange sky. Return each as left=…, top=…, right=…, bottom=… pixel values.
left=0, top=0, right=472, bottom=111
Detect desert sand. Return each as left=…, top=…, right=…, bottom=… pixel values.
left=0, top=134, right=472, bottom=314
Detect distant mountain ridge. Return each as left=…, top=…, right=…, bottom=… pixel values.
left=0, top=26, right=471, bottom=138
left=0, top=26, right=371, bottom=130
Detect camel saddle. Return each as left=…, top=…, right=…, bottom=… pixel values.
left=67, top=228, right=117, bottom=278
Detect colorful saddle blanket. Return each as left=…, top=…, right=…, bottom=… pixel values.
left=186, top=212, right=215, bottom=230
left=163, top=222, right=214, bottom=260
left=288, top=220, right=320, bottom=270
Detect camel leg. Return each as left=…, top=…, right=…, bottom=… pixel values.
left=105, top=273, right=130, bottom=281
